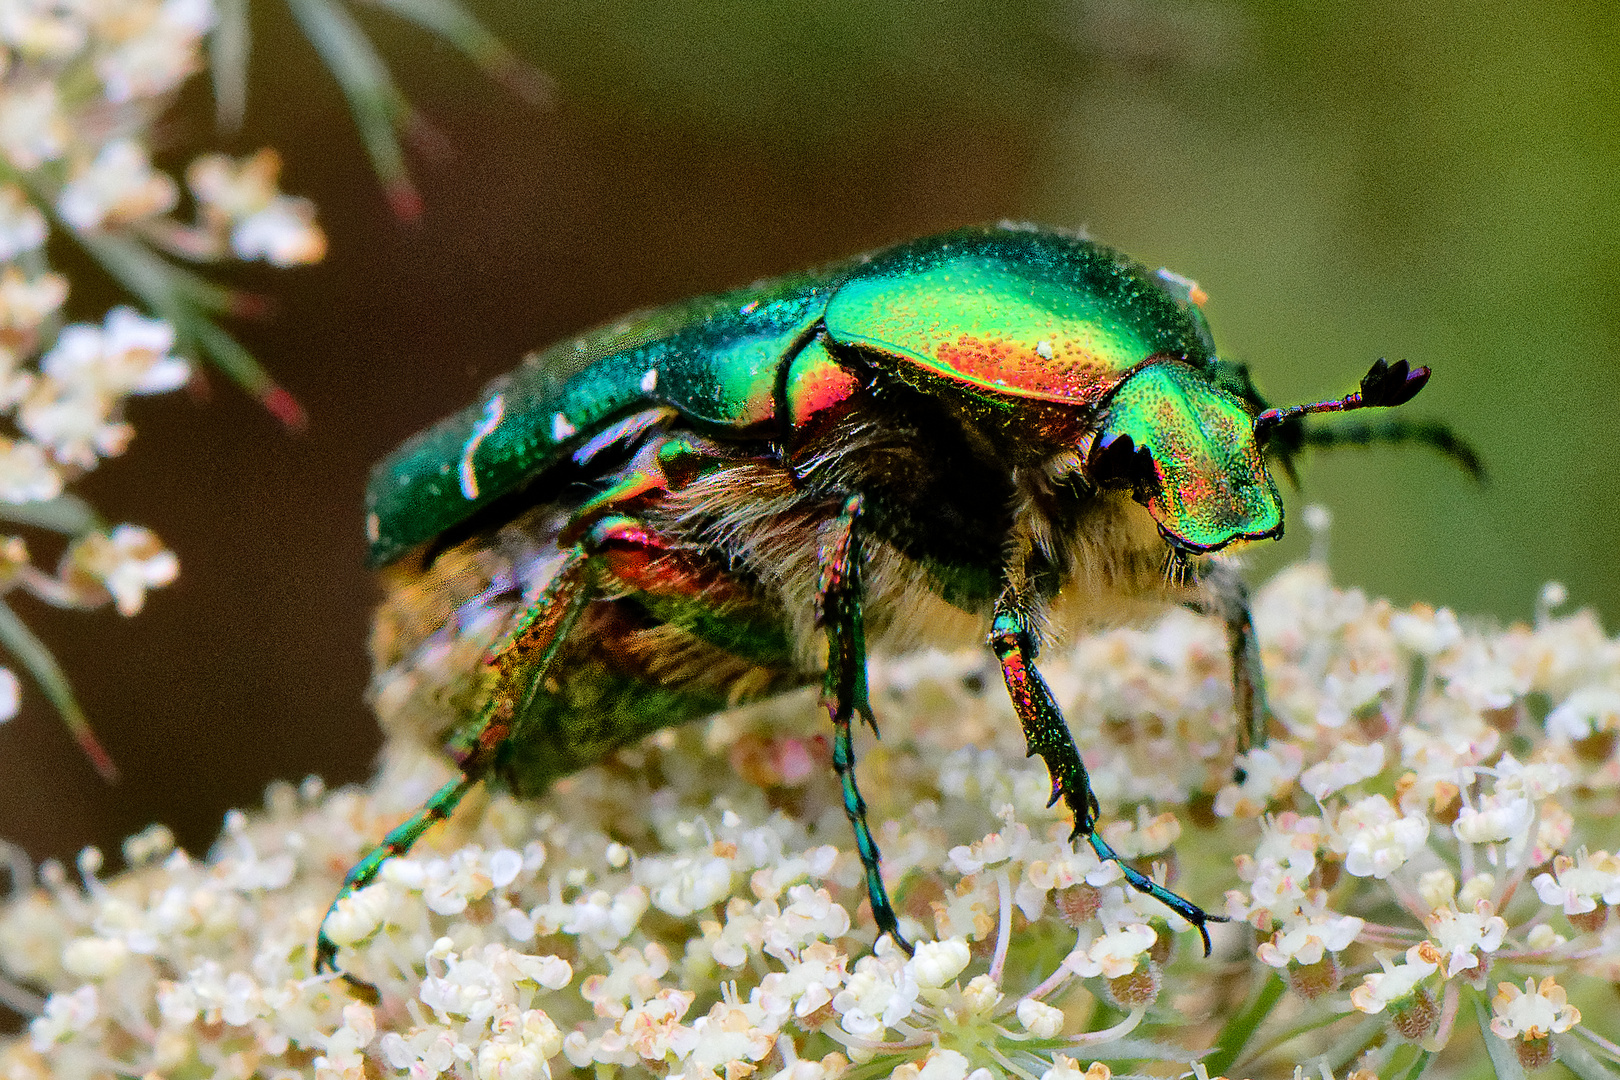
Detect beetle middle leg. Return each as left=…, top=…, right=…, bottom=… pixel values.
left=989, top=598, right=1226, bottom=955
left=1192, top=559, right=1270, bottom=772
left=818, top=494, right=911, bottom=954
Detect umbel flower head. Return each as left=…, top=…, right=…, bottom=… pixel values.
left=4, top=552, right=1620, bottom=1080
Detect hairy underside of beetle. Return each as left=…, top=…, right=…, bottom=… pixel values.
left=367, top=403, right=1203, bottom=800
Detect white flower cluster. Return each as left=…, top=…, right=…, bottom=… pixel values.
left=0, top=0, right=325, bottom=729
left=2, top=558, right=1619, bottom=1079
left=1217, top=565, right=1620, bottom=1073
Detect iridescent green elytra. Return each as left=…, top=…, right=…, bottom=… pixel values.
left=320, top=224, right=1458, bottom=980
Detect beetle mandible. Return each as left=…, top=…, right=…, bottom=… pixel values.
left=318, top=223, right=1473, bottom=978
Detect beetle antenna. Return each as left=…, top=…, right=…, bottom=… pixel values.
left=1300, top=417, right=1486, bottom=482
left=1253, top=358, right=1430, bottom=438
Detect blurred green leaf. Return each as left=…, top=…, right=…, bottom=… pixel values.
left=284, top=0, right=420, bottom=218
left=0, top=495, right=100, bottom=536
left=1475, top=995, right=1528, bottom=1080
left=210, top=0, right=251, bottom=130
left=1554, top=1034, right=1620, bottom=1080
left=77, top=233, right=304, bottom=425
left=1086, top=1037, right=1201, bottom=1063
left=1393, top=1047, right=1434, bottom=1080
left=1202, top=970, right=1286, bottom=1078
left=360, top=0, right=551, bottom=104
left=0, top=599, right=116, bottom=782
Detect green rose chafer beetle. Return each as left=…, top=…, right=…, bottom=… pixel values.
left=319, top=223, right=1472, bottom=980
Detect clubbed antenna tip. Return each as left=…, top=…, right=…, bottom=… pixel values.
left=1255, top=358, right=1431, bottom=436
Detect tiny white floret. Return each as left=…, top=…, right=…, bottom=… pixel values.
left=1017, top=997, right=1065, bottom=1037
left=910, top=938, right=970, bottom=989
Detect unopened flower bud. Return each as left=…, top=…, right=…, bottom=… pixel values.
left=1418, top=869, right=1457, bottom=911
left=1459, top=874, right=1495, bottom=908
left=912, top=939, right=971, bottom=989
left=1525, top=924, right=1567, bottom=951
left=1016, top=997, right=1064, bottom=1038
left=961, top=974, right=1002, bottom=1013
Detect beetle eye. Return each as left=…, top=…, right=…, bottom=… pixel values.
left=1088, top=432, right=1159, bottom=500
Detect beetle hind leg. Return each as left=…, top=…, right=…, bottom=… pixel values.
left=990, top=602, right=1226, bottom=956
left=315, top=775, right=477, bottom=983
left=316, top=547, right=597, bottom=985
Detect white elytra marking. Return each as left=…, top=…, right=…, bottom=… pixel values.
left=365, top=513, right=380, bottom=543
left=459, top=393, right=505, bottom=500
left=551, top=412, right=577, bottom=441
left=1035, top=339, right=1054, bottom=360
left=640, top=368, right=658, bottom=393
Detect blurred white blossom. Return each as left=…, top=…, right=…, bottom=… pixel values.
left=1491, top=976, right=1580, bottom=1040
left=56, top=139, right=178, bottom=231
left=0, top=0, right=323, bottom=742
left=62, top=525, right=179, bottom=616
left=0, top=666, right=17, bottom=721
left=188, top=149, right=327, bottom=266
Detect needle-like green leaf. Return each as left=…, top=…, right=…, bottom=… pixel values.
left=78, top=233, right=306, bottom=428
left=1555, top=1034, right=1620, bottom=1080
left=0, top=495, right=100, bottom=536
left=1201, top=970, right=1286, bottom=1078
left=0, top=599, right=116, bottom=781
left=1475, top=994, right=1529, bottom=1080
left=210, top=0, right=251, bottom=131
left=285, top=0, right=421, bottom=218
left=360, top=0, right=552, bottom=104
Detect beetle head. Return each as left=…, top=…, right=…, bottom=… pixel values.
left=1089, top=359, right=1283, bottom=553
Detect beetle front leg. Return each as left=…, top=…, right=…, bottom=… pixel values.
left=1195, top=559, right=1270, bottom=764
left=817, top=494, right=910, bottom=954
left=316, top=547, right=596, bottom=985
left=989, top=600, right=1226, bottom=956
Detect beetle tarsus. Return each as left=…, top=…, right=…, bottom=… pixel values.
left=314, top=551, right=597, bottom=979
left=314, top=935, right=381, bottom=1004
left=315, top=775, right=479, bottom=979
left=1085, top=830, right=1225, bottom=957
